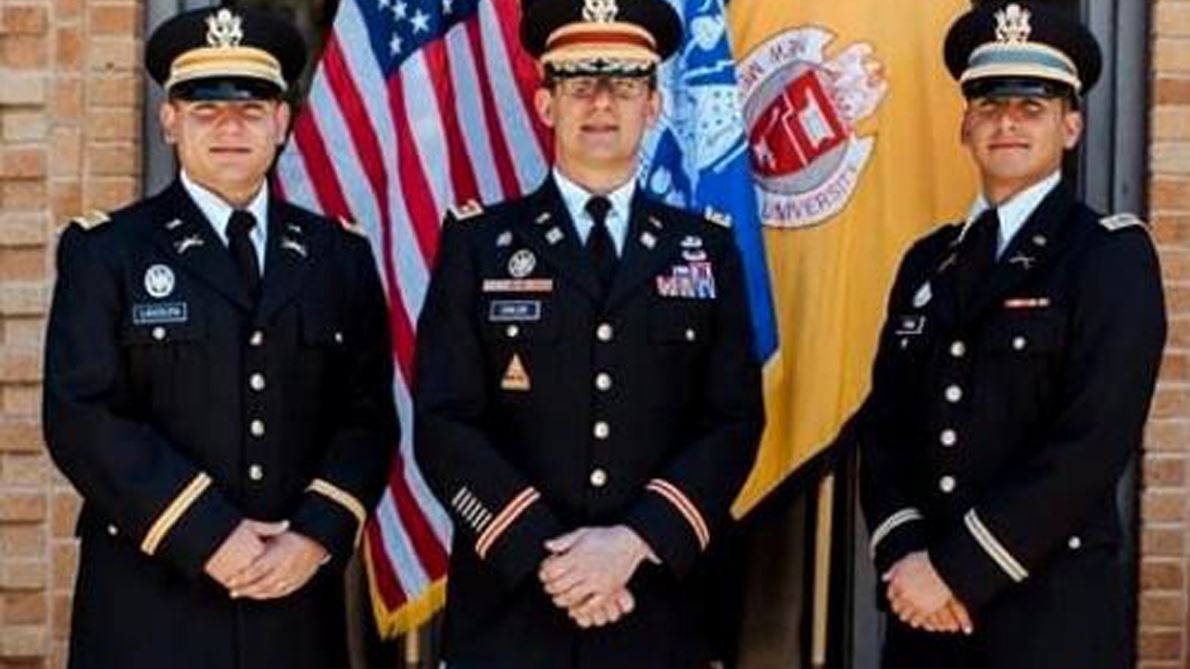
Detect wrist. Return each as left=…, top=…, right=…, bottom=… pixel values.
left=617, top=525, right=658, bottom=566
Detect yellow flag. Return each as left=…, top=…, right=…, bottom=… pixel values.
left=731, top=0, right=978, bottom=515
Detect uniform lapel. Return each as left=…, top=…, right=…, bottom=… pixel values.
left=255, top=200, right=320, bottom=324
left=604, top=195, right=681, bottom=312
left=512, top=179, right=601, bottom=302
left=962, top=185, right=1074, bottom=324
left=149, top=180, right=253, bottom=311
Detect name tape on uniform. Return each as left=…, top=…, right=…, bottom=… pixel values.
left=133, top=302, right=189, bottom=326
left=489, top=300, right=542, bottom=322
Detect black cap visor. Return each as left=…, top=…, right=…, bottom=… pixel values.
left=962, top=77, right=1075, bottom=101
left=169, top=77, right=284, bottom=102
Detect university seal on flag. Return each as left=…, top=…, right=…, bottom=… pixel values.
left=738, top=27, right=887, bottom=228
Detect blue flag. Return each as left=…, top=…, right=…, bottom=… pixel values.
left=640, top=0, right=777, bottom=361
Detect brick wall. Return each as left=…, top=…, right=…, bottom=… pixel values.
left=0, top=0, right=142, bottom=667
left=1140, top=0, right=1190, bottom=666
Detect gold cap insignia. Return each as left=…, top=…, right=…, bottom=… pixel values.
left=583, top=0, right=619, bottom=24
left=206, top=9, right=244, bottom=49
left=994, top=4, right=1032, bottom=45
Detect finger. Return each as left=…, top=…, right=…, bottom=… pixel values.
left=232, top=552, right=290, bottom=598
left=570, top=595, right=613, bottom=627
left=603, top=601, right=623, bottom=624
left=552, top=582, right=595, bottom=610
left=543, top=570, right=588, bottom=600
left=541, top=569, right=584, bottom=595
left=545, top=529, right=585, bottom=554
left=569, top=607, right=593, bottom=629
left=613, top=590, right=635, bottom=615
left=949, top=600, right=974, bottom=635
left=226, top=553, right=278, bottom=593
left=539, top=557, right=577, bottom=584
left=239, top=571, right=292, bottom=600
left=923, top=610, right=957, bottom=634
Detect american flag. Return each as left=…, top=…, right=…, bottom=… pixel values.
left=275, top=0, right=552, bottom=636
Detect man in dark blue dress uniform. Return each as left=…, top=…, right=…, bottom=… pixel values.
left=42, top=7, right=397, bottom=668
left=413, top=0, right=765, bottom=666
left=859, top=3, right=1167, bottom=667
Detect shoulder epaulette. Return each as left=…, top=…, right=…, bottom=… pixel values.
left=1100, top=213, right=1148, bottom=233
left=449, top=199, right=484, bottom=221
left=337, top=216, right=368, bottom=238
left=70, top=210, right=110, bottom=230
left=703, top=207, right=732, bottom=229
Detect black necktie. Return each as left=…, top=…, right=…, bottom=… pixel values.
left=954, top=207, right=999, bottom=311
left=227, top=210, right=261, bottom=300
left=585, top=196, right=616, bottom=293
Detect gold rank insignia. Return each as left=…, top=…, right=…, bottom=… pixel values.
left=1100, top=213, right=1148, bottom=233
left=71, top=210, right=111, bottom=230
left=450, top=199, right=484, bottom=221
left=501, top=354, right=531, bottom=391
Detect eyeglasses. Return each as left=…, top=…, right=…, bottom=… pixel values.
left=552, top=76, right=651, bottom=100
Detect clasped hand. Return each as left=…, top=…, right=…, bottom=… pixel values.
left=204, top=519, right=329, bottom=600
left=538, top=525, right=655, bottom=629
left=884, top=551, right=974, bottom=635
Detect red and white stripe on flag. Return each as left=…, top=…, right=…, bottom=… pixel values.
left=275, top=0, right=551, bottom=637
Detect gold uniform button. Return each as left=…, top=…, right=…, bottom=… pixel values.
left=595, top=373, right=612, bottom=392
left=950, top=341, right=967, bottom=358
left=589, top=469, right=608, bottom=488
left=250, top=420, right=265, bottom=437
left=248, top=464, right=265, bottom=481
left=944, top=385, right=963, bottom=403
left=940, top=429, right=957, bottom=447
left=250, top=373, right=266, bottom=392
left=506, top=325, right=520, bottom=339
left=249, top=330, right=265, bottom=347
left=939, top=476, right=956, bottom=494
left=596, top=323, right=614, bottom=342
left=593, top=421, right=610, bottom=440
left=152, top=326, right=166, bottom=341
